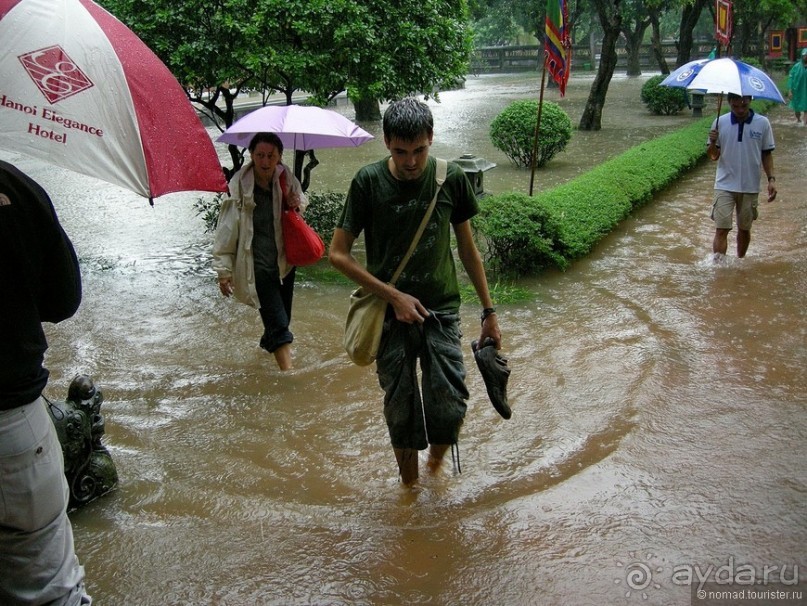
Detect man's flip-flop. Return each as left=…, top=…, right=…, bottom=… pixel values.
left=472, top=338, right=512, bottom=420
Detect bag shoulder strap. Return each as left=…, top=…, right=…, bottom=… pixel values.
left=278, top=167, right=290, bottom=209
left=389, top=158, right=448, bottom=286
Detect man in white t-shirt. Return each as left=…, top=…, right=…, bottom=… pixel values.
left=706, top=93, right=777, bottom=258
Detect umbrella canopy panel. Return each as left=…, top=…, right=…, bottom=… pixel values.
left=217, top=105, right=374, bottom=151
left=0, top=0, right=227, bottom=199
left=660, top=59, right=710, bottom=89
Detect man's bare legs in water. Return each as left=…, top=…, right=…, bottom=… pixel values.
left=713, top=227, right=751, bottom=258
left=395, top=444, right=450, bottom=485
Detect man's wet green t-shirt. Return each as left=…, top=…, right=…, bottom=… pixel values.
left=338, top=156, right=479, bottom=313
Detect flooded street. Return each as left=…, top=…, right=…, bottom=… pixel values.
left=1, top=73, right=805, bottom=605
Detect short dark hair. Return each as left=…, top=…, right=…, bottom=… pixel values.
left=383, top=97, right=433, bottom=142
left=248, top=132, right=284, bottom=155
left=727, top=93, right=751, bottom=102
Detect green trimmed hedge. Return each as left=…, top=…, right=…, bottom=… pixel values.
left=476, top=116, right=713, bottom=274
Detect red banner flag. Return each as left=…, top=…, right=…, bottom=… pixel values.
left=715, top=0, right=733, bottom=46
left=545, top=0, right=571, bottom=96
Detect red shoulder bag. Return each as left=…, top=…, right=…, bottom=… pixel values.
left=279, top=170, right=325, bottom=267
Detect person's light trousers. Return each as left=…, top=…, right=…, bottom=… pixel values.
left=0, top=397, right=88, bottom=606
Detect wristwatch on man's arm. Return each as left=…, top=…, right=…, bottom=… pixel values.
left=481, top=307, right=496, bottom=325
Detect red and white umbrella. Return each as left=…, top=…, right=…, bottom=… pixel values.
left=0, top=0, right=227, bottom=201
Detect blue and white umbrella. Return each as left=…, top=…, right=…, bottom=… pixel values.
left=660, top=57, right=785, bottom=103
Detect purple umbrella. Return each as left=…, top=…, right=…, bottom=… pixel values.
left=217, top=104, right=374, bottom=150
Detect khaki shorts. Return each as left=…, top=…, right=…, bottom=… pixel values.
left=711, top=190, right=758, bottom=230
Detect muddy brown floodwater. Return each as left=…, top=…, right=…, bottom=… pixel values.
left=1, top=73, right=804, bottom=606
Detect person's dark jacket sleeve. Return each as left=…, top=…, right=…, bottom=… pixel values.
left=28, top=174, right=81, bottom=323
left=0, top=161, right=81, bottom=321
left=0, top=160, right=81, bottom=410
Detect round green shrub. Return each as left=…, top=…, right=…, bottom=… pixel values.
left=490, top=100, right=573, bottom=168
left=641, top=75, right=687, bottom=115
left=473, top=191, right=567, bottom=275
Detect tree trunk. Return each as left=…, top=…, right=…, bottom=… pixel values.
left=649, top=13, right=669, bottom=75
left=622, top=18, right=650, bottom=77
left=736, top=17, right=755, bottom=58
left=293, top=150, right=319, bottom=192
left=353, top=95, right=382, bottom=121
left=759, top=17, right=775, bottom=66
left=676, top=0, right=708, bottom=68
left=579, top=0, right=622, bottom=131
left=624, top=31, right=642, bottom=76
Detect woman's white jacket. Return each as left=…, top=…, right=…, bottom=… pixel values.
left=212, top=161, right=307, bottom=308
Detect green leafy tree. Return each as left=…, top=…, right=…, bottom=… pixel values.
left=471, top=0, right=542, bottom=44
left=648, top=0, right=676, bottom=74
left=471, top=1, right=521, bottom=46
left=347, top=0, right=475, bottom=120
left=236, top=0, right=369, bottom=107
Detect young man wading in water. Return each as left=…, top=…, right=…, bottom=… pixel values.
left=329, top=98, right=502, bottom=485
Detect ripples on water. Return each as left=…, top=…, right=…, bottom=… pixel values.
left=1, top=75, right=804, bottom=605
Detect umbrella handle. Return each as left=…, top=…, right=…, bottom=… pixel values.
left=715, top=93, right=723, bottom=130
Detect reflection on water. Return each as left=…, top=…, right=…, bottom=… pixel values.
left=1, top=73, right=804, bottom=605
